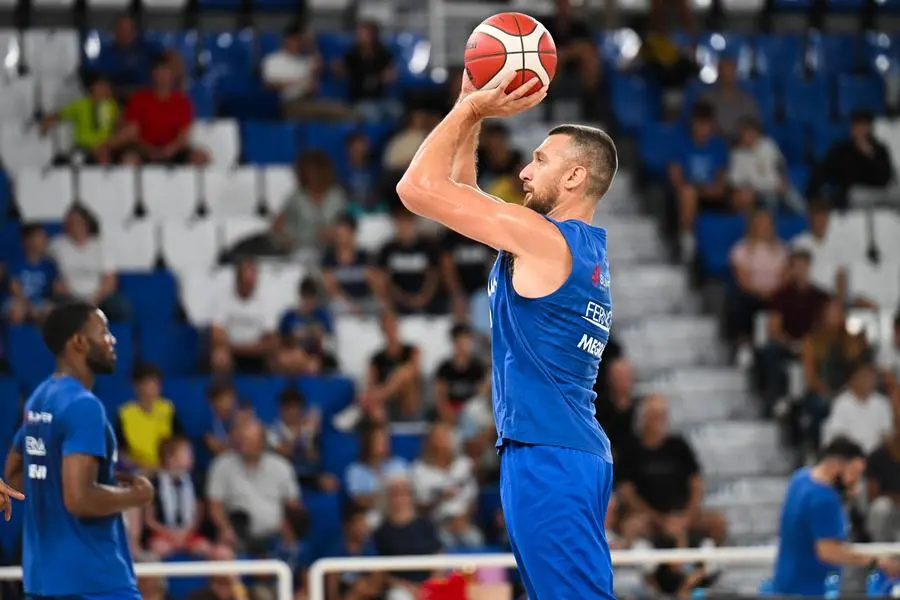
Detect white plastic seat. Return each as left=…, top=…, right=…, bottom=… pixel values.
left=103, top=219, right=158, bottom=271
left=50, top=123, right=74, bottom=155
left=160, top=219, right=219, bottom=274
left=37, top=75, right=82, bottom=114
left=14, top=168, right=74, bottom=221
left=398, top=315, right=453, bottom=377
left=849, top=261, right=900, bottom=309
left=259, top=262, right=304, bottom=319
left=179, top=270, right=220, bottom=328
left=141, top=167, right=200, bottom=222
left=0, top=124, right=53, bottom=173
left=334, top=315, right=383, bottom=384
left=218, top=215, right=269, bottom=250
left=0, top=30, right=21, bottom=73
left=23, top=30, right=80, bottom=77
left=0, top=77, right=37, bottom=124
left=261, top=166, right=294, bottom=214
left=202, top=168, right=260, bottom=218
left=191, top=120, right=239, bottom=167
left=356, top=214, right=395, bottom=253
left=87, top=0, right=129, bottom=8
left=143, top=0, right=188, bottom=8
left=32, top=0, right=75, bottom=8
left=78, top=168, right=139, bottom=228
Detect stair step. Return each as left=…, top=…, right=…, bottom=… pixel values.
left=639, top=367, right=751, bottom=394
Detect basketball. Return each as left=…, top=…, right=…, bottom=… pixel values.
left=464, top=12, right=557, bottom=95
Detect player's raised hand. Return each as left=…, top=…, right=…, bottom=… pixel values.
left=464, top=73, right=546, bottom=119
left=117, top=473, right=155, bottom=506
left=0, top=478, right=24, bottom=521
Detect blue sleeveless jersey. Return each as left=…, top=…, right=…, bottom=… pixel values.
left=487, top=217, right=613, bottom=461
left=14, top=375, right=137, bottom=596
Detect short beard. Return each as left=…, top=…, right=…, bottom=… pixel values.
left=524, top=191, right=556, bottom=216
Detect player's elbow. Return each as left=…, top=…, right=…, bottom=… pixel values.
left=815, top=539, right=842, bottom=564
left=63, top=485, right=91, bottom=517
left=395, top=177, right=425, bottom=211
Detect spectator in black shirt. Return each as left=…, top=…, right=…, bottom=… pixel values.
left=434, top=324, right=487, bottom=423
left=808, top=110, right=897, bottom=210
left=865, top=408, right=900, bottom=542
left=476, top=122, right=524, bottom=190
left=617, top=395, right=727, bottom=545
left=364, top=311, right=422, bottom=422
left=322, top=214, right=378, bottom=315
left=375, top=204, right=442, bottom=315
left=374, top=476, right=442, bottom=588
left=542, top=0, right=604, bottom=121
left=439, top=230, right=492, bottom=318
left=334, top=21, right=399, bottom=121
left=594, top=357, right=638, bottom=460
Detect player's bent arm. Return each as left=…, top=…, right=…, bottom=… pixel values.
left=3, top=449, right=23, bottom=491
left=815, top=539, right=885, bottom=568
left=61, top=454, right=148, bottom=518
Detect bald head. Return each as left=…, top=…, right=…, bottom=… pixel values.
left=548, top=124, right=618, bottom=200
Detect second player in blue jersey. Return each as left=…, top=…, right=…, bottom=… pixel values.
left=397, top=72, right=618, bottom=599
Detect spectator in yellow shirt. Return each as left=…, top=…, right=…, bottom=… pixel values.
left=115, top=363, right=183, bottom=470
left=40, top=74, right=126, bottom=166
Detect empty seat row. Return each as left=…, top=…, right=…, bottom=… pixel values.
left=13, top=162, right=286, bottom=223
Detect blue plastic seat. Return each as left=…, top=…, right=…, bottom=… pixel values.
left=233, top=375, right=290, bottom=423
left=145, top=30, right=199, bottom=74
left=776, top=214, right=809, bottom=240
left=296, top=376, right=355, bottom=420
left=241, top=122, right=301, bottom=165
left=742, top=79, right=776, bottom=126
left=138, top=323, right=200, bottom=376
left=783, top=78, right=831, bottom=125
left=321, top=428, right=359, bottom=479
left=217, top=77, right=281, bottom=120
left=5, top=325, right=54, bottom=392
left=769, top=122, right=808, bottom=165
left=200, top=31, right=256, bottom=79
left=772, top=0, right=811, bottom=9
left=811, top=121, right=849, bottom=160
left=189, top=79, right=217, bottom=119
left=317, top=31, right=354, bottom=64
left=302, top=122, right=357, bottom=172
left=94, top=375, right=135, bottom=416
left=0, top=220, right=21, bottom=264
left=391, top=432, right=423, bottom=463
left=638, top=122, right=683, bottom=179
left=0, top=169, right=11, bottom=220
left=109, top=323, right=134, bottom=378
left=163, top=377, right=213, bottom=440
left=0, top=377, right=22, bottom=458
left=787, top=164, right=811, bottom=195
left=610, top=74, right=652, bottom=134
left=836, top=74, right=886, bottom=117
left=695, top=213, right=747, bottom=278
left=754, top=35, right=804, bottom=88
left=119, top=271, right=179, bottom=329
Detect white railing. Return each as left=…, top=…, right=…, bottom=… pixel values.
left=308, top=543, right=900, bottom=600
left=0, top=560, right=293, bottom=600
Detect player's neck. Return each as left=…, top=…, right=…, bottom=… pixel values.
left=55, top=361, right=94, bottom=390
left=547, top=198, right=593, bottom=225
left=810, top=463, right=837, bottom=486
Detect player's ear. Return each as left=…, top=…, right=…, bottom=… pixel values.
left=69, top=331, right=90, bottom=354
left=563, top=165, right=587, bottom=191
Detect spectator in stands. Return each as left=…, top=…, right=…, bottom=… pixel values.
left=204, top=378, right=240, bottom=457
left=790, top=201, right=844, bottom=295
left=334, top=21, right=399, bottom=121
left=209, top=258, right=277, bottom=375
left=341, top=132, right=383, bottom=213
left=95, top=16, right=166, bottom=98
left=457, top=378, right=499, bottom=484
left=433, top=324, right=487, bottom=423
left=373, top=475, right=442, bottom=592
left=50, top=205, right=130, bottom=322
left=206, top=417, right=304, bottom=554
left=411, top=422, right=478, bottom=521
left=345, top=423, right=410, bottom=528
left=40, top=74, right=123, bottom=166
left=276, top=278, right=336, bottom=375
left=617, top=395, right=728, bottom=545
left=866, top=405, right=900, bottom=543
left=808, top=110, right=897, bottom=210
left=801, top=299, right=873, bottom=449
left=438, top=502, right=486, bottom=550
left=375, top=205, right=441, bottom=315
left=263, top=24, right=353, bottom=122
left=542, top=0, right=604, bottom=122
left=119, top=60, right=209, bottom=166
left=3, top=224, right=58, bottom=324
left=637, top=23, right=697, bottom=118
left=321, top=214, right=378, bottom=314
left=669, top=102, right=730, bottom=261
left=730, top=118, right=805, bottom=214
left=267, top=385, right=338, bottom=492
left=323, top=505, right=384, bottom=600
left=383, top=110, right=433, bottom=173
left=761, top=249, right=829, bottom=412
left=594, top=356, right=638, bottom=459
left=144, top=436, right=230, bottom=560
left=364, top=311, right=422, bottom=422
left=699, top=56, right=761, bottom=144
left=880, top=314, right=900, bottom=395
left=476, top=122, right=524, bottom=192
left=271, top=150, right=349, bottom=258
left=115, top=363, right=182, bottom=470
left=728, top=209, right=789, bottom=365
left=186, top=576, right=249, bottom=600
left=822, top=363, right=893, bottom=454
left=439, top=228, right=493, bottom=319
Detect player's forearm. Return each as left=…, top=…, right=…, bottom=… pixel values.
left=3, top=451, right=23, bottom=490
left=450, top=99, right=481, bottom=188
left=66, top=484, right=146, bottom=518
left=816, top=540, right=878, bottom=568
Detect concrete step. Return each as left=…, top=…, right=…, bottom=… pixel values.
left=687, top=421, right=793, bottom=478
left=617, top=315, right=726, bottom=370
left=637, top=388, right=760, bottom=427
left=639, top=367, right=751, bottom=394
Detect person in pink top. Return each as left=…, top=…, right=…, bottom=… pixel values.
left=728, top=209, right=789, bottom=365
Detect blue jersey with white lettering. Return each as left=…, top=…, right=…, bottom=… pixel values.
left=771, top=467, right=848, bottom=597
left=487, top=217, right=613, bottom=460
left=13, top=375, right=137, bottom=597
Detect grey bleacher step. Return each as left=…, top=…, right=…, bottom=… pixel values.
left=612, top=265, right=693, bottom=318
left=639, top=367, right=751, bottom=394
left=603, top=216, right=668, bottom=263
left=647, top=389, right=760, bottom=427
left=688, top=421, right=793, bottom=478
left=617, top=315, right=726, bottom=370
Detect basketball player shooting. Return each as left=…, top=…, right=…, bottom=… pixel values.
left=4, top=302, right=154, bottom=600
left=396, top=67, right=619, bottom=599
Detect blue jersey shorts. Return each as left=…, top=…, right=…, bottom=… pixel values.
left=500, top=441, right=616, bottom=600
left=27, top=587, right=141, bottom=600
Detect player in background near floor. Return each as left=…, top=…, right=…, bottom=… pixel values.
left=4, top=301, right=155, bottom=600
left=396, top=71, right=618, bottom=600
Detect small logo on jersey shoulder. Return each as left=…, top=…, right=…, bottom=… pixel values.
left=582, top=301, right=612, bottom=332
left=591, top=264, right=610, bottom=289
left=25, top=436, right=46, bottom=457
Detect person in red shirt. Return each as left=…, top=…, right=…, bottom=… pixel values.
left=119, top=60, right=209, bottom=165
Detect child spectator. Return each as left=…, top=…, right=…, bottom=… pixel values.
left=115, top=363, right=182, bottom=470
left=204, top=377, right=240, bottom=456
left=276, top=278, right=337, bottom=375
left=341, top=132, right=382, bottom=212
left=345, top=423, right=409, bottom=528
left=3, top=224, right=58, bottom=324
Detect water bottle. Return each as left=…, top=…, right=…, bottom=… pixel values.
left=825, top=572, right=841, bottom=600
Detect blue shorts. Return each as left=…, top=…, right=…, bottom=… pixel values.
left=27, top=588, right=141, bottom=600
left=500, top=442, right=615, bottom=600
